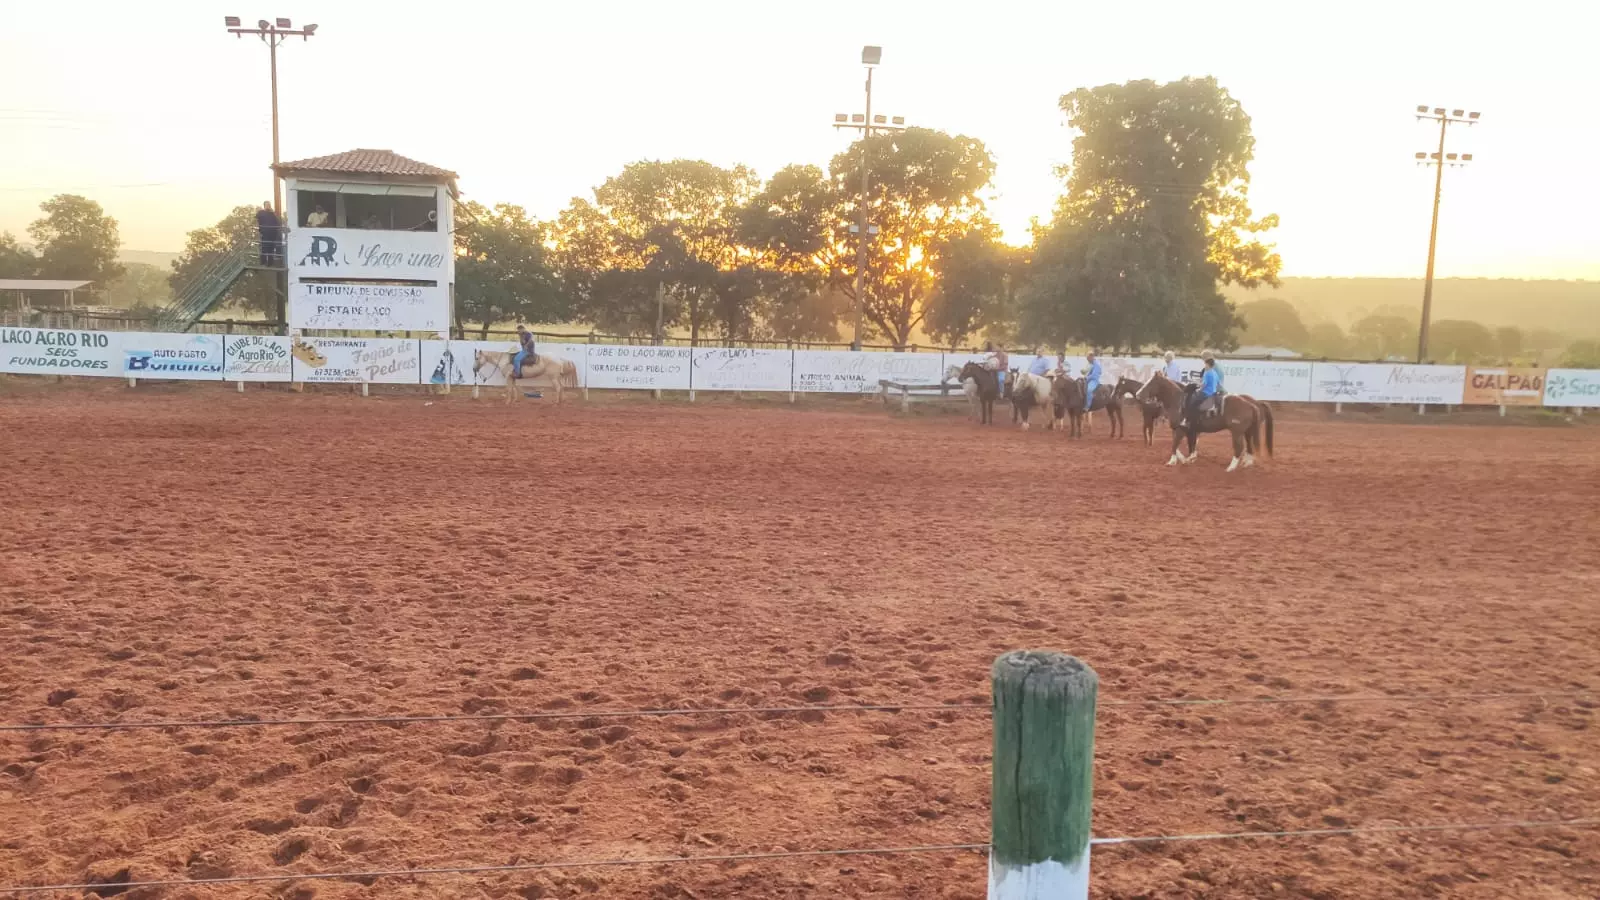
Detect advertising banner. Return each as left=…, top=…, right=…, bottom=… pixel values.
left=1217, top=359, right=1313, bottom=402
left=289, top=282, right=449, bottom=332
left=585, top=344, right=691, bottom=390
left=290, top=337, right=420, bottom=384
left=428, top=340, right=585, bottom=388
left=690, top=347, right=792, bottom=392
left=286, top=228, right=450, bottom=281
left=1544, top=369, right=1600, bottom=407
left=120, top=333, right=225, bottom=381
left=0, top=327, right=123, bottom=376
left=1310, top=363, right=1466, bottom=405
left=1462, top=367, right=1546, bottom=406
left=793, top=351, right=943, bottom=393
left=223, top=335, right=293, bottom=382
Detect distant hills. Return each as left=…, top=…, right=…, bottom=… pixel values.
left=1224, top=278, right=1600, bottom=340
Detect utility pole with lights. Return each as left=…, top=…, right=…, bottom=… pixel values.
left=224, top=15, right=318, bottom=216
left=832, top=46, right=906, bottom=351
left=1413, top=106, right=1478, bottom=363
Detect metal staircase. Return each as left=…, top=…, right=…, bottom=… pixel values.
left=155, top=240, right=280, bottom=332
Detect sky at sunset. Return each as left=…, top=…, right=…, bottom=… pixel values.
left=3, top=0, right=1597, bottom=280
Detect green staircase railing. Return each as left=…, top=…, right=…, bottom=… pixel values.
left=155, top=239, right=279, bottom=332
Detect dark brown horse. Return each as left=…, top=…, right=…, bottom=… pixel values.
left=958, top=362, right=1001, bottom=425
left=1135, top=372, right=1274, bottom=472
left=1115, top=375, right=1164, bottom=446
left=1058, top=377, right=1125, bottom=439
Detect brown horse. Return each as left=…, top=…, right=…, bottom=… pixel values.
left=1136, top=372, right=1273, bottom=472
left=957, top=362, right=1001, bottom=425
left=1058, top=377, right=1124, bottom=439
left=473, top=349, right=579, bottom=405
left=1116, top=375, right=1164, bottom=446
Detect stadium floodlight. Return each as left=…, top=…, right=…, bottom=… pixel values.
left=835, top=113, right=848, bottom=123
left=1461, top=153, right=1473, bottom=161
left=852, top=113, right=864, bottom=123
left=1451, top=109, right=1464, bottom=117
left=891, top=116, right=905, bottom=125
left=303, top=23, right=317, bottom=35
left=1416, top=104, right=1429, bottom=113
left=225, top=15, right=241, bottom=26
left=1432, top=107, right=1446, bottom=115
left=862, top=45, right=882, bottom=65
left=275, top=17, right=291, bottom=27
left=1415, top=152, right=1427, bottom=159
left=1468, top=111, right=1481, bottom=119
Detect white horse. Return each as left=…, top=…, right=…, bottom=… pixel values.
left=946, top=365, right=979, bottom=421
left=1009, top=370, right=1059, bottom=431
left=473, top=349, right=578, bottom=405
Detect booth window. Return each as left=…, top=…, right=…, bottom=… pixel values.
left=295, top=185, right=439, bottom=230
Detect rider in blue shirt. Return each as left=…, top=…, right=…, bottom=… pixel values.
left=1083, top=351, right=1102, bottom=410
left=512, top=325, right=536, bottom=379
left=1028, top=352, right=1052, bottom=378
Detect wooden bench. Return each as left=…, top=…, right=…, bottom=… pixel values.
left=878, top=379, right=965, bottom=412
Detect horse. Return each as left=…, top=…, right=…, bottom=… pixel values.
left=1136, top=372, right=1274, bottom=472
left=473, top=349, right=579, bottom=405
left=956, top=362, right=1000, bottom=424
left=1058, top=376, right=1125, bottom=439
left=1009, top=370, right=1059, bottom=431
left=1116, top=375, right=1164, bottom=446
left=946, top=365, right=981, bottom=422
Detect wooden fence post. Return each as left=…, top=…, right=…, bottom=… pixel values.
left=990, top=651, right=1097, bottom=900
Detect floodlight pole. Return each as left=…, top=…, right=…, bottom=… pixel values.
left=225, top=17, right=318, bottom=216
left=1414, top=107, right=1478, bottom=364
left=854, top=65, right=873, bottom=352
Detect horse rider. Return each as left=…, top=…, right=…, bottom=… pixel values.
left=1163, top=350, right=1183, bottom=383
left=983, top=341, right=1009, bottom=396
left=1082, top=350, right=1102, bottom=409
left=1185, top=351, right=1224, bottom=425
left=1027, top=348, right=1053, bottom=379
left=512, top=325, right=537, bottom=379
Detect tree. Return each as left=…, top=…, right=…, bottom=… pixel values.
left=1236, top=298, right=1309, bottom=349
left=28, top=194, right=124, bottom=284
left=1349, top=314, right=1417, bottom=360
left=0, top=232, right=37, bottom=279
left=828, top=128, right=997, bottom=349
left=1304, top=321, right=1349, bottom=359
left=1021, top=77, right=1279, bottom=352
left=103, top=262, right=173, bottom=312
left=1428, top=319, right=1496, bottom=363
left=454, top=201, right=566, bottom=337
left=555, top=159, right=759, bottom=342
left=1559, top=339, right=1600, bottom=368
left=170, top=205, right=279, bottom=318
left=923, top=225, right=1016, bottom=349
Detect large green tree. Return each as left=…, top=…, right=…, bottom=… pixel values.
left=555, top=159, right=759, bottom=342
left=1428, top=319, right=1496, bottom=363
left=28, top=194, right=124, bottom=284
left=0, top=232, right=37, bottom=279
left=170, top=205, right=279, bottom=319
left=828, top=128, right=997, bottom=349
left=1349, top=313, right=1417, bottom=360
left=104, top=262, right=173, bottom=312
left=454, top=201, right=566, bottom=337
left=924, top=224, right=1015, bottom=349
left=1021, top=77, right=1280, bottom=351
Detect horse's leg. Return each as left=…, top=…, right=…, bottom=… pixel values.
left=1226, top=427, right=1246, bottom=473
left=1167, top=424, right=1183, bottom=465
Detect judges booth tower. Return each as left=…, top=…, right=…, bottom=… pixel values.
left=274, top=149, right=458, bottom=334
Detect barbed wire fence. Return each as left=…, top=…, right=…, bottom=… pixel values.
left=1, top=686, right=1594, bottom=895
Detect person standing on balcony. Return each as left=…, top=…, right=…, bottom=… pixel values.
left=256, top=201, right=284, bottom=266
left=305, top=205, right=330, bottom=227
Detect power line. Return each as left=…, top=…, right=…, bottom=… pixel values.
left=0, top=690, right=1585, bottom=734
left=1, top=818, right=1594, bottom=895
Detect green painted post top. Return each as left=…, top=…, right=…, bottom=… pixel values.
left=991, top=650, right=1099, bottom=872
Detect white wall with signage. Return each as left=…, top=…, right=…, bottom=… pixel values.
left=1543, top=369, right=1600, bottom=407
left=690, top=347, right=793, bottom=392
left=223, top=336, right=294, bottom=382
left=120, top=333, right=226, bottom=381
left=289, top=282, right=449, bottom=332
left=793, top=350, right=943, bottom=393
left=286, top=229, right=450, bottom=282
left=1310, top=363, right=1466, bottom=405
left=0, top=328, right=124, bottom=376
left=290, top=337, right=421, bottom=384
left=1217, top=359, right=1313, bottom=402
left=585, top=344, right=691, bottom=390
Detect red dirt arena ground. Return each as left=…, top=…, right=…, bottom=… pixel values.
left=1, top=383, right=1598, bottom=899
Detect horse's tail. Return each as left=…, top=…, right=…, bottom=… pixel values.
left=1261, top=401, right=1274, bottom=457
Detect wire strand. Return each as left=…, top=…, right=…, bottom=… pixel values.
left=2, top=818, right=1595, bottom=895
left=1, top=691, right=1585, bottom=734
